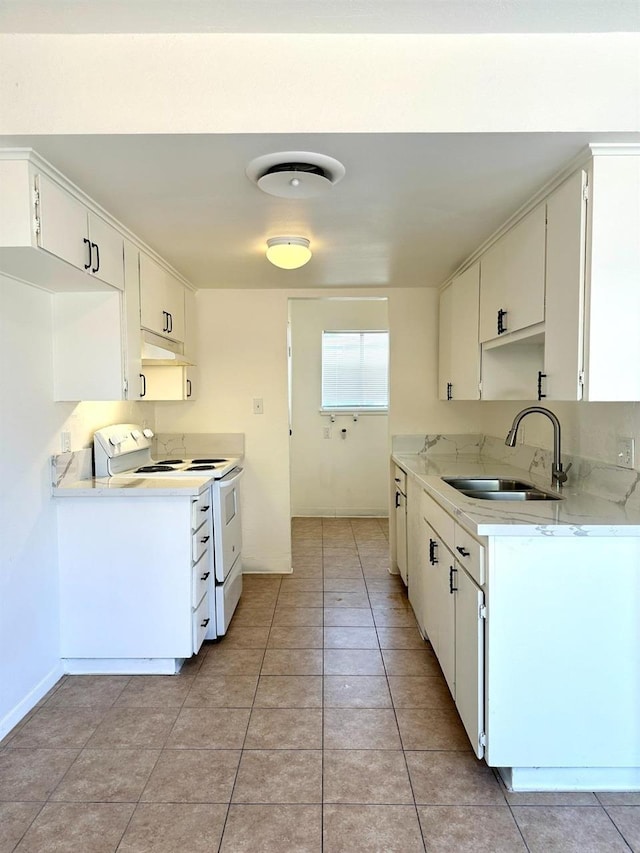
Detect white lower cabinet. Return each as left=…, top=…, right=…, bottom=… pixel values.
left=57, top=491, right=213, bottom=673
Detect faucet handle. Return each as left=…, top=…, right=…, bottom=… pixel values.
left=555, top=462, right=572, bottom=486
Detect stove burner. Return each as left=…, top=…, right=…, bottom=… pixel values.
left=186, top=465, right=217, bottom=471
left=135, top=465, right=177, bottom=473
left=160, top=459, right=184, bottom=464
left=191, top=458, right=227, bottom=464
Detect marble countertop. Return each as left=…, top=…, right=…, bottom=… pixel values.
left=53, top=475, right=214, bottom=498
left=393, top=453, right=640, bottom=537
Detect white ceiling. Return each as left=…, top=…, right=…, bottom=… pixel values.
left=1, top=3, right=638, bottom=290
left=2, top=132, right=638, bottom=290
left=1, top=0, right=639, bottom=34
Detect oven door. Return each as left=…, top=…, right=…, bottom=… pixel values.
left=213, top=467, right=243, bottom=583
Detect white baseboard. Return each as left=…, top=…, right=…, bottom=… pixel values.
left=292, top=508, right=389, bottom=517
left=0, top=662, right=64, bottom=741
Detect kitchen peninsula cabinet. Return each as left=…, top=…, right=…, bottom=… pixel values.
left=438, top=262, right=480, bottom=401
left=57, top=488, right=213, bottom=674
left=394, top=452, right=640, bottom=791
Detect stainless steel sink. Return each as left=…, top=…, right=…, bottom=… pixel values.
left=458, top=489, right=561, bottom=501
left=442, top=477, right=532, bottom=492
left=442, top=476, right=563, bottom=501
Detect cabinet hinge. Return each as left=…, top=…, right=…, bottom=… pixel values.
left=123, top=377, right=128, bottom=397
left=32, top=186, right=41, bottom=235
left=479, top=604, right=487, bottom=619
left=583, top=183, right=589, bottom=202
left=578, top=370, right=585, bottom=387
left=479, top=731, right=487, bottom=748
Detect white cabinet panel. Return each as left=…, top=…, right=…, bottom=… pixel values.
left=37, top=173, right=90, bottom=271
left=544, top=170, right=587, bottom=401
left=439, top=262, right=481, bottom=401
left=88, top=211, right=124, bottom=290
left=455, top=566, right=485, bottom=758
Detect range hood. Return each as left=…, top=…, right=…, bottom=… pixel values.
left=141, top=330, right=194, bottom=366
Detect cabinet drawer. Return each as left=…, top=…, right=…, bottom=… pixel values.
left=454, top=525, right=485, bottom=586
left=192, top=552, right=212, bottom=608
left=191, top=490, right=212, bottom=531
left=421, top=490, right=455, bottom=548
left=394, top=466, right=407, bottom=493
left=192, top=516, right=212, bottom=563
left=192, top=594, right=210, bottom=653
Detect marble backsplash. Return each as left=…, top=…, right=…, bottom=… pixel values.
left=392, top=433, right=640, bottom=510
left=52, top=448, right=93, bottom=487
left=153, top=433, right=245, bottom=459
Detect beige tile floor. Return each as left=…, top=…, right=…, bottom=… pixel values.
left=1, top=516, right=639, bottom=851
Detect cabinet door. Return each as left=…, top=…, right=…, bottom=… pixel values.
left=184, top=366, right=197, bottom=401
left=438, top=283, right=453, bottom=400
left=37, top=173, right=90, bottom=271
left=139, top=252, right=185, bottom=342
left=183, top=287, right=198, bottom=364
left=450, top=262, right=480, bottom=399
left=479, top=205, right=546, bottom=343
left=455, top=565, right=485, bottom=758
left=139, top=366, right=187, bottom=400
left=88, top=212, right=124, bottom=291
left=543, top=170, right=587, bottom=401
left=437, top=553, right=456, bottom=698
left=395, top=490, right=408, bottom=585
left=421, top=518, right=439, bottom=644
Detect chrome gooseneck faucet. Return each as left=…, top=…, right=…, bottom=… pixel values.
left=505, top=406, right=569, bottom=489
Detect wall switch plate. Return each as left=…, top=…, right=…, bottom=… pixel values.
left=323, top=426, right=332, bottom=439
left=252, top=397, right=264, bottom=415
left=61, top=431, right=71, bottom=452
left=616, top=437, right=635, bottom=469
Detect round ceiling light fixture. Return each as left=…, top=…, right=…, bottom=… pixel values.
left=246, top=151, right=346, bottom=199
left=266, top=236, right=312, bottom=270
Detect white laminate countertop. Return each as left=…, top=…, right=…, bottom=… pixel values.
left=53, top=475, right=214, bottom=498
left=392, top=453, right=640, bottom=537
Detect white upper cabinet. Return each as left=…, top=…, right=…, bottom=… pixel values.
left=37, top=173, right=125, bottom=290
left=139, top=251, right=185, bottom=343
left=439, top=262, right=480, bottom=401
left=479, top=205, right=546, bottom=344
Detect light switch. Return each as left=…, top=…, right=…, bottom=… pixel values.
left=253, top=398, right=264, bottom=415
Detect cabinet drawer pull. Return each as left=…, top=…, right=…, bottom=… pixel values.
left=497, top=308, right=507, bottom=335
left=91, top=241, right=99, bottom=273
left=83, top=237, right=92, bottom=269
left=139, top=373, right=146, bottom=398
left=186, top=379, right=192, bottom=398
left=200, top=617, right=210, bottom=628
left=200, top=571, right=210, bottom=581
left=429, top=538, right=438, bottom=565
left=395, top=492, right=401, bottom=508
left=200, top=535, right=210, bottom=543
left=537, top=370, right=547, bottom=401
left=394, top=477, right=401, bottom=483
left=200, top=505, right=210, bottom=512
left=447, top=381, right=453, bottom=401
left=449, top=565, right=458, bottom=593
left=162, top=310, right=169, bottom=333
left=456, top=546, right=470, bottom=557
left=167, top=312, right=173, bottom=333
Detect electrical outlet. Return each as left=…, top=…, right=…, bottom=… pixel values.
left=61, top=431, right=71, bottom=452
left=323, top=426, right=332, bottom=439
left=616, top=437, right=635, bottom=469
left=253, top=397, right=264, bottom=415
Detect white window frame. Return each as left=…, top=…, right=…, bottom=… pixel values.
left=320, top=329, right=389, bottom=414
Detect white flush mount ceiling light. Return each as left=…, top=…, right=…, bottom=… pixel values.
left=266, top=236, right=312, bottom=270
left=247, top=151, right=346, bottom=199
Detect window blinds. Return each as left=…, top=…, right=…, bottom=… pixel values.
left=321, top=331, right=389, bottom=410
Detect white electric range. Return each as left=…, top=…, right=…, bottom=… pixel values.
left=94, top=424, right=244, bottom=641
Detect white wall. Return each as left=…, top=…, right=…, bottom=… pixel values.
left=1, top=33, right=638, bottom=133
left=289, top=298, right=389, bottom=517
left=477, top=400, right=640, bottom=471
left=154, top=286, right=483, bottom=572
left=0, top=274, right=154, bottom=737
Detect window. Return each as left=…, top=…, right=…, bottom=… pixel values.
left=321, top=330, right=389, bottom=411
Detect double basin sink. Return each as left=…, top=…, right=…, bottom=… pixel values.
left=442, top=477, right=563, bottom=501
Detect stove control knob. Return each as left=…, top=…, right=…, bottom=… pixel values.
left=109, top=435, right=121, bottom=446
left=143, top=428, right=154, bottom=438
left=131, top=430, right=142, bottom=440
